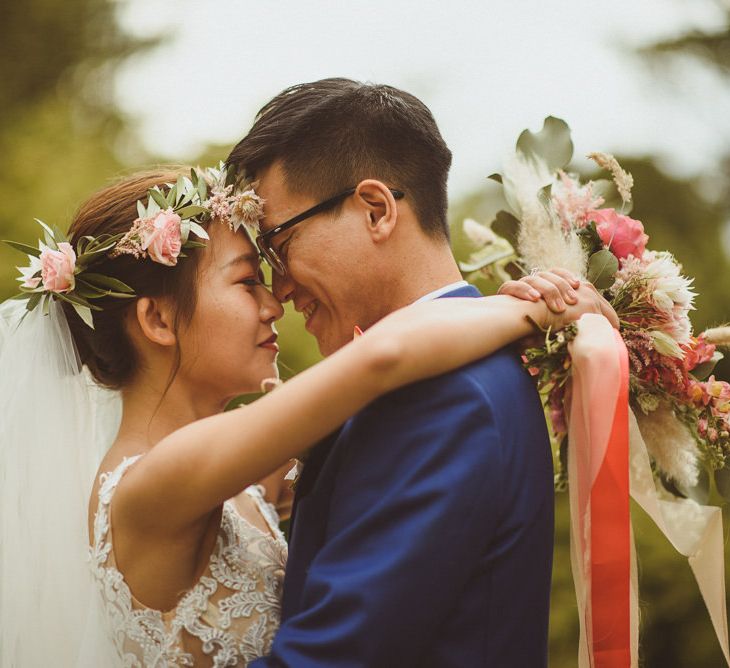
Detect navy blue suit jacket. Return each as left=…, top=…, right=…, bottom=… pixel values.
left=251, top=285, right=554, bottom=667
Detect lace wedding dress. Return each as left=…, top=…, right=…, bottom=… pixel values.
left=90, top=456, right=287, bottom=667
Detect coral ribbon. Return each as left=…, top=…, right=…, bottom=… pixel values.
left=567, top=314, right=730, bottom=668
left=568, top=314, right=633, bottom=668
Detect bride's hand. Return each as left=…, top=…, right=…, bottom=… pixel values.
left=536, top=281, right=619, bottom=331
left=498, top=268, right=580, bottom=313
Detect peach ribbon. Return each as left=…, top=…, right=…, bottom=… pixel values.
left=567, top=314, right=729, bottom=668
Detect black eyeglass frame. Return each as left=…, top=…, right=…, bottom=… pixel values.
left=256, top=186, right=405, bottom=275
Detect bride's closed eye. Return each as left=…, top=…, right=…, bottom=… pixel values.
left=239, top=269, right=271, bottom=289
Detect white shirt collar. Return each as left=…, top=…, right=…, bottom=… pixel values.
left=412, top=280, right=470, bottom=304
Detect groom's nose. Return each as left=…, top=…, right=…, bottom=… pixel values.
left=272, top=271, right=295, bottom=304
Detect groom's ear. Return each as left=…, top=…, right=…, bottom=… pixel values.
left=354, top=180, right=398, bottom=243
left=134, top=297, right=177, bottom=348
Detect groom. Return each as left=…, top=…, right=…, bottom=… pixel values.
left=228, top=78, right=554, bottom=667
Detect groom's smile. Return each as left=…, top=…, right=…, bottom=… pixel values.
left=254, top=161, right=389, bottom=356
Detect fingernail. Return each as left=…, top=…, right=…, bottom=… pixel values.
left=529, top=289, right=541, bottom=299
left=567, top=290, right=577, bottom=301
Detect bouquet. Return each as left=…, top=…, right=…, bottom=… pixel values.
left=460, top=117, right=730, bottom=667
left=461, top=117, right=730, bottom=500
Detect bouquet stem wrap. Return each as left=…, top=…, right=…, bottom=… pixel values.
left=567, top=314, right=730, bottom=667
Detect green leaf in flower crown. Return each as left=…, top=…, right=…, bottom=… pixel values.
left=166, top=184, right=177, bottom=207
left=487, top=173, right=503, bottom=184
left=74, top=279, right=110, bottom=299
left=26, top=291, right=42, bottom=312
left=516, top=116, right=573, bottom=172
left=714, top=465, right=730, bottom=502
left=71, top=301, right=95, bottom=328
left=176, top=205, right=208, bottom=219
left=4, top=240, right=42, bottom=257
left=691, top=351, right=725, bottom=381
left=149, top=188, right=169, bottom=211
left=183, top=240, right=208, bottom=250
left=34, top=219, right=57, bottom=249
left=78, top=273, right=135, bottom=293
left=197, top=177, right=208, bottom=202
left=188, top=221, right=210, bottom=240
left=587, top=249, right=619, bottom=289
left=176, top=175, right=186, bottom=201
left=180, top=219, right=191, bottom=245
left=137, top=200, right=146, bottom=220
left=54, top=291, right=102, bottom=311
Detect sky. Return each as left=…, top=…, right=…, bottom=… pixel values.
left=114, top=0, right=730, bottom=200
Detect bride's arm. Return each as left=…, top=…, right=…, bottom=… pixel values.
left=119, top=284, right=614, bottom=529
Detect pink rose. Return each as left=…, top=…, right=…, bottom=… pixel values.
left=588, top=208, right=649, bottom=260
left=40, top=242, right=76, bottom=292
left=142, top=208, right=182, bottom=266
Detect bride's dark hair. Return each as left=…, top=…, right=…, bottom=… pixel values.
left=62, top=169, right=203, bottom=389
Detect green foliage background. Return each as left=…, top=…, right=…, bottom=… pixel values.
left=1, top=2, right=729, bottom=665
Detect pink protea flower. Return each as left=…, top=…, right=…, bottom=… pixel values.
left=588, top=208, right=649, bottom=260
left=40, top=242, right=76, bottom=292
left=142, top=208, right=182, bottom=266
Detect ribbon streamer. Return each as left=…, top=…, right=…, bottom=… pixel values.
left=566, top=313, right=730, bottom=667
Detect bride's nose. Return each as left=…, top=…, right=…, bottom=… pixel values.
left=260, top=287, right=284, bottom=323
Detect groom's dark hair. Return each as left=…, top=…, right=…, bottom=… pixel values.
left=226, top=78, right=452, bottom=239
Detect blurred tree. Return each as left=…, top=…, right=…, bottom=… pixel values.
left=639, top=0, right=730, bottom=75
left=0, top=0, right=157, bottom=299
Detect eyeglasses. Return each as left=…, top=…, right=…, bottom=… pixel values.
left=256, top=186, right=405, bottom=275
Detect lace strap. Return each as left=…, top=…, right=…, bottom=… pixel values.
left=92, top=455, right=143, bottom=548
left=244, top=484, right=284, bottom=539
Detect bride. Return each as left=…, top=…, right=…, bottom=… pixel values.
left=0, top=166, right=615, bottom=666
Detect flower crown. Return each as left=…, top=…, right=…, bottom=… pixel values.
left=4, top=163, right=263, bottom=329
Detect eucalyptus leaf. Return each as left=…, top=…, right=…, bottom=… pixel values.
left=180, top=219, right=191, bottom=244
left=53, top=290, right=102, bottom=311
left=149, top=188, right=169, bottom=210
left=137, top=200, right=146, bottom=219
left=197, top=178, right=208, bottom=202
left=516, top=116, right=573, bottom=172
left=71, top=301, right=95, bottom=329
left=176, top=205, right=208, bottom=219
left=4, top=240, right=41, bottom=257
left=75, top=279, right=110, bottom=298
left=34, top=218, right=57, bottom=249
left=587, top=249, right=619, bottom=290
left=691, top=351, right=724, bottom=381
left=147, top=199, right=161, bottom=217
left=42, top=294, right=51, bottom=316
left=183, top=241, right=208, bottom=250
left=26, top=291, right=42, bottom=312
left=714, top=466, right=730, bottom=501
left=82, top=273, right=135, bottom=293
left=188, top=221, right=210, bottom=240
